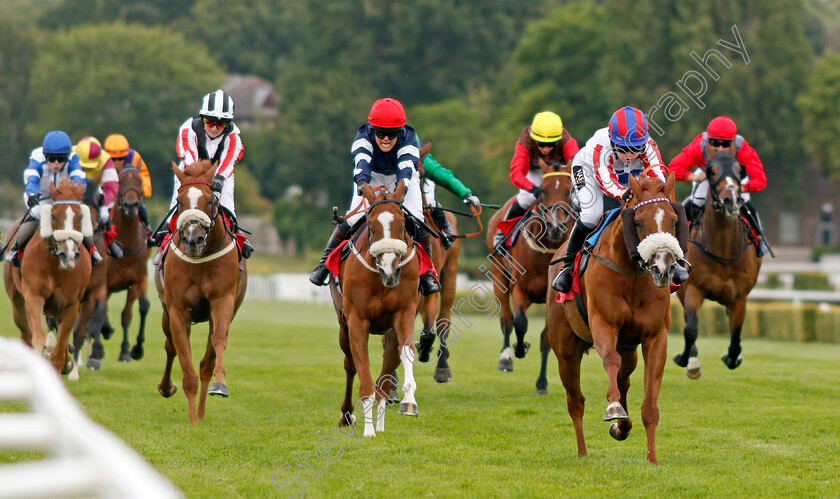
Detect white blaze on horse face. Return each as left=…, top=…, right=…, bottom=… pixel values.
left=654, top=207, right=665, bottom=233
left=63, top=206, right=74, bottom=232
left=376, top=211, right=397, bottom=275
left=187, top=187, right=203, bottom=209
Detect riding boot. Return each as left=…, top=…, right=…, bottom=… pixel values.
left=309, top=223, right=350, bottom=286
left=240, top=238, right=254, bottom=259
left=672, top=201, right=691, bottom=284
left=742, top=200, right=769, bottom=257
left=418, top=233, right=440, bottom=296
left=430, top=208, right=454, bottom=250
left=551, top=221, right=591, bottom=293
left=108, top=241, right=123, bottom=259
left=683, top=199, right=703, bottom=227
left=87, top=244, right=104, bottom=266
left=150, top=225, right=169, bottom=248
left=138, top=204, right=155, bottom=244
left=493, top=200, right=528, bottom=253
left=4, top=221, right=37, bottom=267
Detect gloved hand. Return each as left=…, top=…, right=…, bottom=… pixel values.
left=529, top=185, right=543, bottom=198
left=211, top=174, right=225, bottom=193
left=621, top=189, right=633, bottom=202
left=356, top=182, right=365, bottom=196
left=462, top=194, right=480, bottom=206
left=27, top=195, right=40, bottom=208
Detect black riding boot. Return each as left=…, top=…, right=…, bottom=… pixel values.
left=83, top=235, right=103, bottom=266
left=108, top=240, right=124, bottom=259
left=418, top=233, right=440, bottom=296
left=493, top=200, right=528, bottom=253
left=551, top=221, right=591, bottom=293
left=742, top=200, right=769, bottom=257
left=430, top=207, right=455, bottom=250
left=309, top=222, right=350, bottom=286
left=683, top=199, right=703, bottom=227
left=4, top=220, right=38, bottom=267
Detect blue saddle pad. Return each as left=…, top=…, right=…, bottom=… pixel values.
left=585, top=208, right=621, bottom=247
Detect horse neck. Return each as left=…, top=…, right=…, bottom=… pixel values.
left=602, top=217, right=634, bottom=269
left=701, top=199, right=744, bottom=252
left=113, top=208, right=144, bottom=247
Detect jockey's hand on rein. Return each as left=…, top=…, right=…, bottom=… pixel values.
left=621, top=189, right=633, bottom=202
left=211, top=174, right=225, bottom=193
left=463, top=194, right=480, bottom=206
left=529, top=185, right=543, bottom=198
left=26, top=195, right=39, bottom=208
left=356, top=182, right=365, bottom=196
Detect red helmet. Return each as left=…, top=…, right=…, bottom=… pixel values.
left=707, top=116, right=737, bottom=140
left=368, top=98, right=406, bottom=128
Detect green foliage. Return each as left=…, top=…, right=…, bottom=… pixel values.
left=0, top=20, right=39, bottom=183
left=26, top=23, right=223, bottom=197
left=798, top=50, right=840, bottom=187
left=232, top=165, right=271, bottom=216
left=37, top=0, right=196, bottom=29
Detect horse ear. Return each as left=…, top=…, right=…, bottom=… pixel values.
left=538, top=157, right=549, bottom=172
left=210, top=161, right=220, bottom=178
left=628, top=173, right=641, bottom=197
left=172, top=161, right=186, bottom=183
left=419, top=141, right=431, bottom=159
left=50, top=182, right=58, bottom=199
left=665, top=171, right=676, bottom=198
left=362, top=183, right=374, bottom=203
left=393, top=179, right=407, bottom=201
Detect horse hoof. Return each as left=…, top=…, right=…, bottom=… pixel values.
left=118, top=351, right=131, bottom=363
left=497, top=358, right=513, bottom=372
left=387, top=387, right=400, bottom=405
left=721, top=353, right=743, bottom=370
left=101, top=325, right=114, bottom=340
left=687, top=357, right=702, bottom=379
left=209, top=382, right=229, bottom=397
left=673, top=352, right=688, bottom=368
left=85, top=357, right=102, bottom=370
left=130, top=345, right=144, bottom=360
left=434, top=367, right=452, bottom=383
left=158, top=382, right=177, bottom=398
left=398, top=403, right=418, bottom=417
left=603, top=402, right=628, bottom=421
left=609, top=422, right=630, bottom=441
left=512, top=342, right=530, bottom=359
left=535, top=388, right=548, bottom=396
left=61, top=359, right=75, bottom=375
left=415, top=341, right=432, bottom=364
left=339, top=414, right=356, bottom=427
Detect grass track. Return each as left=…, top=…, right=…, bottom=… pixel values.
left=2, top=295, right=839, bottom=497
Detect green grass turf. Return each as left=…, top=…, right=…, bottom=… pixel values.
left=2, top=295, right=839, bottom=498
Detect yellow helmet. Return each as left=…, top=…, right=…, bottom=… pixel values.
left=529, top=111, right=564, bottom=142
left=75, top=136, right=107, bottom=170
left=104, top=134, right=130, bottom=158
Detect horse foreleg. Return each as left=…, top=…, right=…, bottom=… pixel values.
left=52, top=307, right=79, bottom=375
left=535, top=326, right=550, bottom=395
left=208, top=296, right=235, bottom=397
left=23, top=295, right=47, bottom=353
left=374, top=331, right=401, bottom=433
left=87, top=298, right=107, bottom=370
left=338, top=325, right=357, bottom=427
left=416, top=295, right=437, bottom=364
left=609, top=347, right=638, bottom=442
left=676, top=288, right=705, bottom=379
left=168, top=308, right=197, bottom=423
left=10, top=293, right=32, bottom=347
left=70, top=298, right=93, bottom=378
left=511, top=288, right=532, bottom=359
left=158, top=309, right=178, bottom=398
left=640, top=330, right=667, bottom=465
left=346, top=314, right=375, bottom=436
left=590, top=318, right=626, bottom=421
left=395, top=310, right=418, bottom=418
left=119, top=288, right=137, bottom=362
left=496, top=282, right=514, bottom=372
left=548, top=308, right=588, bottom=458
left=198, top=334, right=216, bottom=420
left=131, top=281, right=150, bottom=360
left=722, top=299, right=746, bottom=370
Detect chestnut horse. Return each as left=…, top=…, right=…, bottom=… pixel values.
left=673, top=151, right=761, bottom=378
left=104, top=164, right=151, bottom=362
left=155, top=160, right=247, bottom=424
left=4, top=179, right=93, bottom=374
left=485, top=159, right=574, bottom=394
left=328, top=182, right=420, bottom=437
left=546, top=172, right=682, bottom=465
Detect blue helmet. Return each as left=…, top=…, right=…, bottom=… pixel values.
left=42, top=131, right=72, bottom=154
left=608, top=107, right=649, bottom=148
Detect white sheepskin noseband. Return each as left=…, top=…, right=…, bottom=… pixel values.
left=637, top=232, right=683, bottom=262
left=39, top=202, right=91, bottom=244
left=177, top=209, right=212, bottom=230
left=369, top=238, right=408, bottom=257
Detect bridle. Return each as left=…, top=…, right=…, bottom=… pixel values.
left=705, top=162, right=742, bottom=213
left=40, top=200, right=90, bottom=258
left=352, top=198, right=416, bottom=274
left=117, top=167, right=145, bottom=213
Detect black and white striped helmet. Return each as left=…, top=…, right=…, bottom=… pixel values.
left=199, top=89, right=235, bottom=120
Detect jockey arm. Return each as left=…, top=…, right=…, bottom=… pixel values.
left=736, top=139, right=767, bottom=193
left=176, top=121, right=199, bottom=166
left=214, top=131, right=244, bottom=179
left=101, top=158, right=119, bottom=206
left=667, top=134, right=706, bottom=181
left=561, top=133, right=580, bottom=164
left=593, top=145, right=626, bottom=200
left=423, top=151, right=472, bottom=198
left=131, top=150, right=153, bottom=197
left=510, top=142, right=536, bottom=191
left=23, top=158, right=44, bottom=200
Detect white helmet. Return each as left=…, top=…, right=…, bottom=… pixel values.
left=199, top=89, right=235, bottom=120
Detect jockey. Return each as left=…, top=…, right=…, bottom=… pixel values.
left=667, top=116, right=769, bottom=256
left=4, top=131, right=103, bottom=267
left=492, top=111, right=579, bottom=252
left=152, top=89, right=254, bottom=259
left=74, top=136, right=124, bottom=258
left=552, top=106, right=690, bottom=293
left=418, top=137, right=481, bottom=250
left=309, top=98, right=441, bottom=296
left=103, top=133, right=154, bottom=242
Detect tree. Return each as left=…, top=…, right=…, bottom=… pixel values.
left=0, top=19, right=39, bottom=183
left=798, top=50, right=840, bottom=186
left=27, top=23, right=224, bottom=199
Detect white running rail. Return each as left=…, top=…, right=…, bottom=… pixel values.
left=0, top=336, right=181, bottom=498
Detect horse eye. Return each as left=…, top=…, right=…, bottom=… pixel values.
left=634, top=219, right=642, bottom=229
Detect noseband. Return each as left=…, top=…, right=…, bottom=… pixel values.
left=176, top=180, right=219, bottom=235
left=39, top=200, right=92, bottom=257
left=705, top=163, right=741, bottom=213
left=352, top=198, right=416, bottom=273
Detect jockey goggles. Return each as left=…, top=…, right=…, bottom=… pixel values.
left=708, top=138, right=733, bottom=148
left=372, top=126, right=403, bottom=140
left=203, top=117, right=230, bottom=129
left=613, top=143, right=646, bottom=154
left=536, top=141, right=558, bottom=149
left=45, top=153, right=69, bottom=163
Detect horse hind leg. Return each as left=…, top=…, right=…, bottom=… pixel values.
left=675, top=292, right=703, bottom=379
left=722, top=300, right=746, bottom=370
left=511, top=291, right=532, bottom=359
left=338, top=326, right=357, bottom=427
left=131, top=284, right=150, bottom=360
left=157, top=309, right=178, bottom=398
left=118, top=289, right=137, bottom=362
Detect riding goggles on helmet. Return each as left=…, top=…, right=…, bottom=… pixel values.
left=203, top=117, right=230, bottom=129
left=613, top=143, right=646, bottom=154
left=708, top=138, right=733, bottom=148
left=372, top=126, right=403, bottom=140
left=45, top=153, right=69, bottom=163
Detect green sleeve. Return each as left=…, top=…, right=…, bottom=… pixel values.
left=422, top=152, right=472, bottom=199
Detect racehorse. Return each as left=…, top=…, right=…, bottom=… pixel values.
left=673, top=151, right=762, bottom=378
left=155, top=160, right=247, bottom=424
left=328, top=182, right=421, bottom=437
left=546, top=172, right=682, bottom=465
left=485, top=158, right=574, bottom=394
left=104, top=164, right=151, bottom=362
left=3, top=179, right=93, bottom=374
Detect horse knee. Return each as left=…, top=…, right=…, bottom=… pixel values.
left=139, top=298, right=150, bottom=314
left=513, top=312, right=528, bottom=333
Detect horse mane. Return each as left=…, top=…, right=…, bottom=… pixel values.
left=53, top=178, right=85, bottom=202
left=183, top=159, right=217, bottom=180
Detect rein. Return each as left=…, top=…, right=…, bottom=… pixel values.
left=423, top=204, right=484, bottom=239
